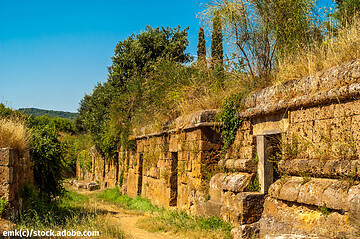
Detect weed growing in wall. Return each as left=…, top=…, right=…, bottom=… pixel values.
left=0, top=198, right=7, bottom=215
left=247, top=174, right=260, bottom=192
left=217, top=92, right=246, bottom=149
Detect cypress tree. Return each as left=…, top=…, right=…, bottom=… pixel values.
left=211, top=11, right=223, bottom=68
left=197, top=27, right=206, bottom=62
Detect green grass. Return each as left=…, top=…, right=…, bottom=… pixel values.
left=14, top=186, right=126, bottom=239
left=96, top=187, right=161, bottom=213
left=96, top=187, right=232, bottom=239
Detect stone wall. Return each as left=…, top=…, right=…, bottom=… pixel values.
left=121, top=110, right=223, bottom=212
left=80, top=59, right=360, bottom=238
left=0, top=148, right=33, bottom=211
left=225, top=59, right=360, bottom=238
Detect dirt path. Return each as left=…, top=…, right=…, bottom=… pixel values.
left=77, top=189, right=180, bottom=239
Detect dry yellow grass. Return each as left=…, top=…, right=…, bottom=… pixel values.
left=276, top=16, right=360, bottom=84
left=0, top=117, right=29, bottom=152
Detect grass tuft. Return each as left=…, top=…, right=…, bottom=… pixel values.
left=0, top=117, right=29, bottom=153
left=96, top=187, right=160, bottom=213
left=277, top=16, right=360, bottom=84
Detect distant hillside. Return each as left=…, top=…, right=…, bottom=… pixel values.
left=18, top=108, right=78, bottom=121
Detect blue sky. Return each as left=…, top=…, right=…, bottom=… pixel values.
left=0, top=0, right=335, bottom=113
left=0, top=0, right=206, bottom=112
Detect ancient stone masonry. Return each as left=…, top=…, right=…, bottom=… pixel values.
left=232, top=59, right=360, bottom=238
left=79, top=59, right=360, bottom=238
left=120, top=109, right=223, bottom=212
left=0, top=148, right=34, bottom=212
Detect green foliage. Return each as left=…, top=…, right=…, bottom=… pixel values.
left=142, top=210, right=232, bottom=238
left=30, top=125, right=64, bottom=201
left=19, top=108, right=78, bottom=121
left=333, top=0, right=360, bottom=26
left=16, top=186, right=126, bottom=238
left=247, top=174, right=260, bottom=192
left=97, top=187, right=160, bottom=213
left=318, top=203, right=330, bottom=216
left=76, top=26, right=191, bottom=160
left=275, top=0, right=316, bottom=55
left=28, top=115, right=75, bottom=134
left=202, top=0, right=318, bottom=84
left=211, top=11, right=223, bottom=69
left=0, top=198, right=7, bottom=215
left=0, top=103, right=23, bottom=119
left=217, top=92, right=246, bottom=149
left=197, top=27, right=206, bottom=62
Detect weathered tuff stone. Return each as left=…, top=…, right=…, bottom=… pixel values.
left=221, top=192, right=264, bottom=226
left=0, top=148, right=15, bottom=167
left=277, top=177, right=303, bottom=202
left=209, top=173, right=253, bottom=203
left=221, top=173, right=253, bottom=193
left=260, top=197, right=356, bottom=239
left=209, top=173, right=226, bottom=202
left=232, top=222, right=259, bottom=239
left=204, top=199, right=222, bottom=218
left=268, top=177, right=352, bottom=211
left=219, top=159, right=257, bottom=173
left=87, top=182, right=100, bottom=191
left=278, top=159, right=360, bottom=178
left=347, top=184, right=360, bottom=223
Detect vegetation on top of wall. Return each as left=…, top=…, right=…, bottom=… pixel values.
left=0, top=117, right=30, bottom=154
left=216, top=92, right=246, bottom=149
left=281, top=130, right=359, bottom=161
left=75, top=1, right=360, bottom=172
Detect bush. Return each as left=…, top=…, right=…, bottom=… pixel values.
left=30, top=125, right=64, bottom=201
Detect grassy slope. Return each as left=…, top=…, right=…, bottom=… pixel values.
left=19, top=108, right=78, bottom=121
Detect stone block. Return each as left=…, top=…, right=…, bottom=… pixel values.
left=236, top=193, right=265, bottom=225
left=0, top=166, right=13, bottom=184
left=322, top=180, right=349, bottom=211
left=278, top=177, right=302, bottom=202
left=259, top=197, right=354, bottom=239
left=221, top=192, right=264, bottom=226
left=313, top=104, right=335, bottom=120
left=0, top=148, right=15, bottom=167
left=222, top=159, right=257, bottom=173
left=222, top=173, right=253, bottom=193
left=232, top=222, right=259, bottom=239
left=204, top=199, right=222, bottom=218
left=347, top=184, right=360, bottom=223
left=209, top=173, right=226, bottom=202
left=87, top=182, right=100, bottom=191
left=268, top=179, right=282, bottom=199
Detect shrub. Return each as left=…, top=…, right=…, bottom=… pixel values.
left=30, top=125, right=64, bottom=201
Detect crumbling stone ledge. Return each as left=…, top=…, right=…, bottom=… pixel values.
left=237, top=59, right=360, bottom=119
left=134, top=109, right=220, bottom=140
left=278, top=159, right=360, bottom=179
left=238, top=82, right=360, bottom=118
left=268, top=176, right=360, bottom=215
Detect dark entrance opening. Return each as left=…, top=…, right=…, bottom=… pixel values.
left=257, top=131, right=282, bottom=194
left=169, top=152, right=178, bottom=206
left=265, top=134, right=282, bottom=183
left=137, top=153, right=144, bottom=196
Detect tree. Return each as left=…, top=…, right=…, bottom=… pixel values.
left=76, top=26, right=191, bottom=158
left=211, top=11, right=223, bottom=68
left=197, top=27, right=206, bottom=63
left=334, top=0, right=360, bottom=26
left=203, top=0, right=315, bottom=85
